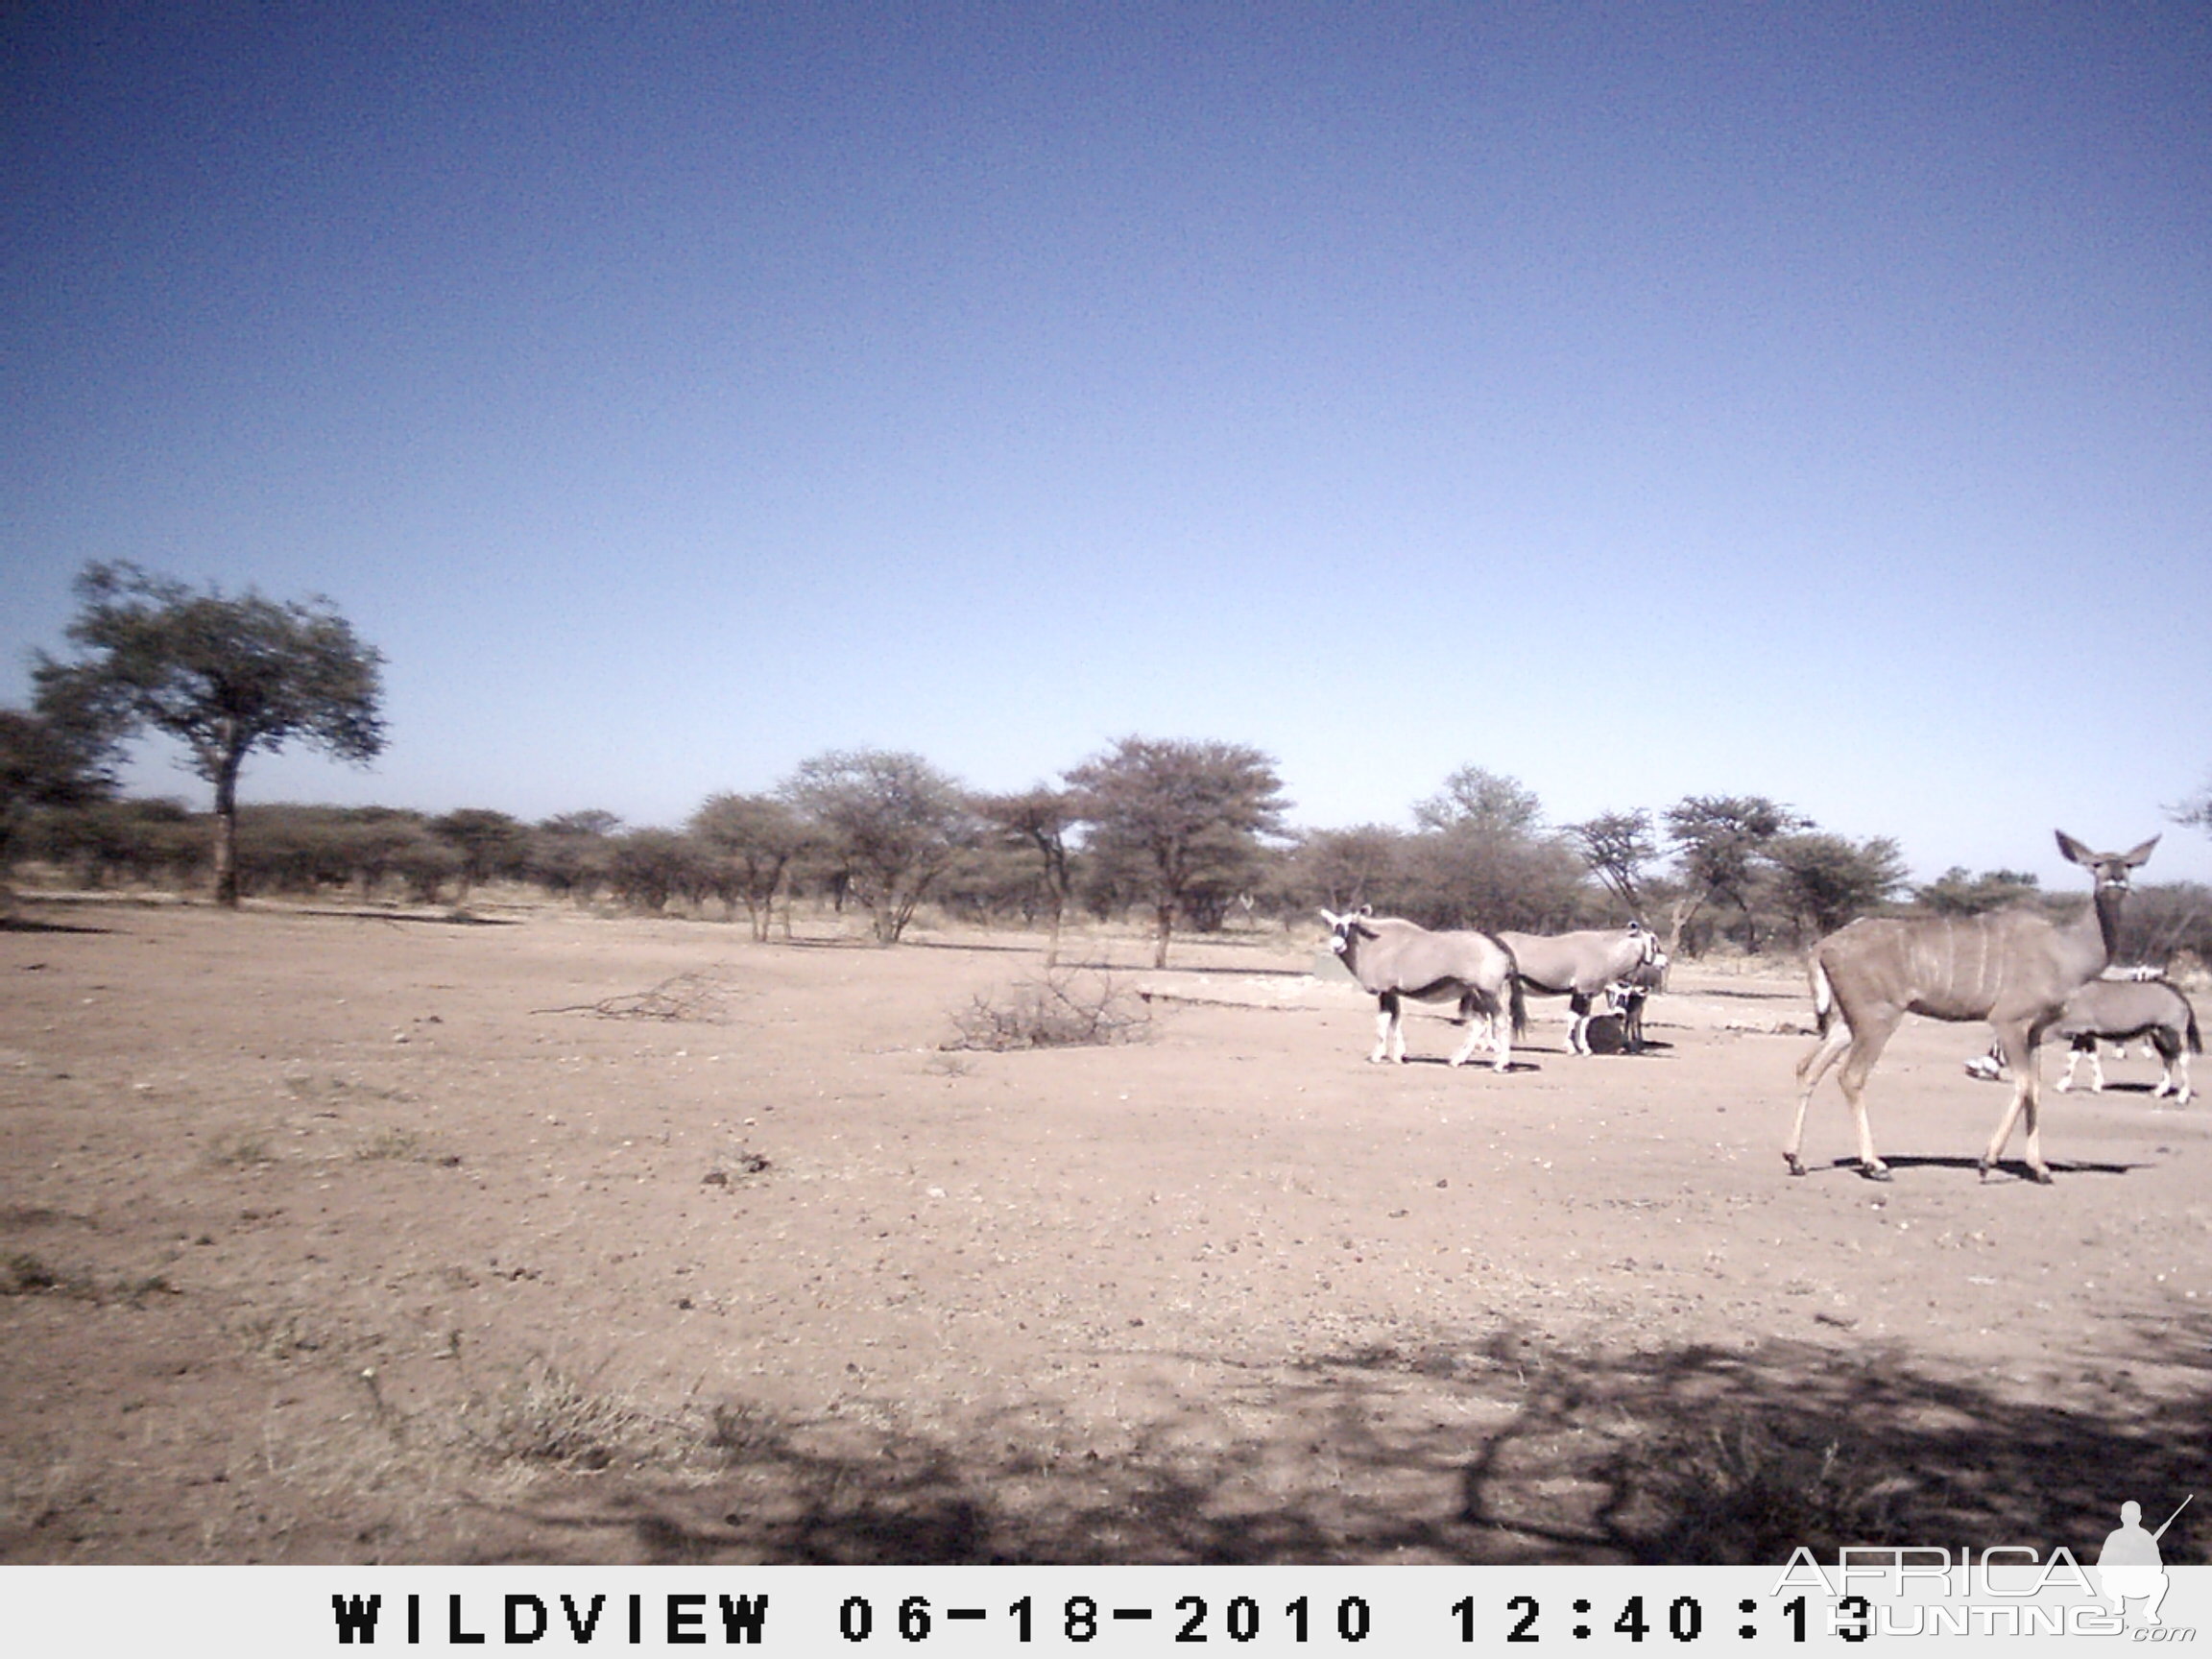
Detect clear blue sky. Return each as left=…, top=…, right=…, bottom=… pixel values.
left=5, top=3, right=2208, bottom=887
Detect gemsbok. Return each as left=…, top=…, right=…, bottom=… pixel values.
left=1786, top=830, right=2158, bottom=1184
left=1963, top=974, right=2200, bottom=1106
left=1605, top=949, right=1671, bottom=1053
left=1320, top=907, right=1527, bottom=1071
left=1498, top=923, right=1663, bottom=1054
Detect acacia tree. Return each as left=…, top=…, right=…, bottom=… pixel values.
left=528, top=811, right=620, bottom=904
left=977, top=786, right=1080, bottom=965
left=429, top=807, right=530, bottom=897
left=2174, top=772, right=2212, bottom=836
left=1568, top=808, right=1659, bottom=915
left=1768, top=831, right=1908, bottom=942
left=690, top=792, right=809, bottom=941
left=0, top=705, right=116, bottom=902
left=36, top=563, right=385, bottom=906
left=1401, top=765, right=1586, bottom=932
left=609, top=828, right=703, bottom=915
left=1291, top=824, right=1406, bottom=914
left=1412, top=764, right=1543, bottom=837
left=1913, top=866, right=2041, bottom=916
left=1664, top=794, right=1809, bottom=953
left=780, top=749, right=974, bottom=944
left=1066, top=736, right=1287, bottom=969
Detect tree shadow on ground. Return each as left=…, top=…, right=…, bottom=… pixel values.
left=291, top=907, right=523, bottom=926
left=897, top=938, right=1043, bottom=954
left=783, top=937, right=1032, bottom=954
left=466, top=1317, right=2211, bottom=1567
left=0, top=916, right=111, bottom=934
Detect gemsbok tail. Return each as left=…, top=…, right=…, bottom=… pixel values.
left=1491, top=932, right=1530, bottom=1038
left=2186, top=998, right=2203, bottom=1056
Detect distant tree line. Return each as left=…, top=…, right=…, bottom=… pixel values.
left=10, top=744, right=2210, bottom=970
left=6, top=561, right=2209, bottom=966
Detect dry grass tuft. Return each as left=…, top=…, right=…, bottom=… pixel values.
left=350, top=1126, right=459, bottom=1165
left=1623, top=1415, right=1914, bottom=1562
left=0, top=1251, right=80, bottom=1298
left=202, top=1127, right=278, bottom=1167
left=2, top=1250, right=177, bottom=1307
left=461, top=1357, right=697, bottom=1473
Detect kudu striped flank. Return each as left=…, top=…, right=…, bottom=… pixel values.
left=1786, top=830, right=2158, bottom=1184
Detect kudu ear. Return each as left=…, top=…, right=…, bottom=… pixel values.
left=2057, top=830, right=2160, bottom=869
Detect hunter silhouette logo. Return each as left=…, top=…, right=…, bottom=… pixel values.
left=2098, top=1496, right=2191, bottom=1627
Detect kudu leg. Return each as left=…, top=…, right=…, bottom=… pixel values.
left=1981, top=1026, right=2051, bottom=1183
left=1786, top=1020, right=1854, bottom=1175
left=1836, top=1046, right=1891, bottom=1180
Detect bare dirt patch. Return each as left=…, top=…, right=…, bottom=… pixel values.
left=1, top=900, right=2204, bottom=1564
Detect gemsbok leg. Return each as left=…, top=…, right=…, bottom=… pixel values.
left=1371, top=990, right=1404, bottom=1064
left=2156, top=1038, right=2192, bottom=1103
left=2057, top=1039, right=2104, bottom=1094
left=1447, top=1012, right=1484, bottom=1066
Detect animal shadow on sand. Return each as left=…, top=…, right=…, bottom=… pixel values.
left=1795, top=1153, right=2145, bottom=1181
left=1393, top=1055, right=1541, bottom=1072
left=296, top=907, right=523, bottom=926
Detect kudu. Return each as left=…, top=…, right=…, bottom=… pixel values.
left=1787, top=830, right=2158, bottom=1184
left=1320, top=907, right=1527, bottom=1071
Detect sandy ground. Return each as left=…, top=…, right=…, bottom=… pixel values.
left=1, top=898, right=2205, bottom=1565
